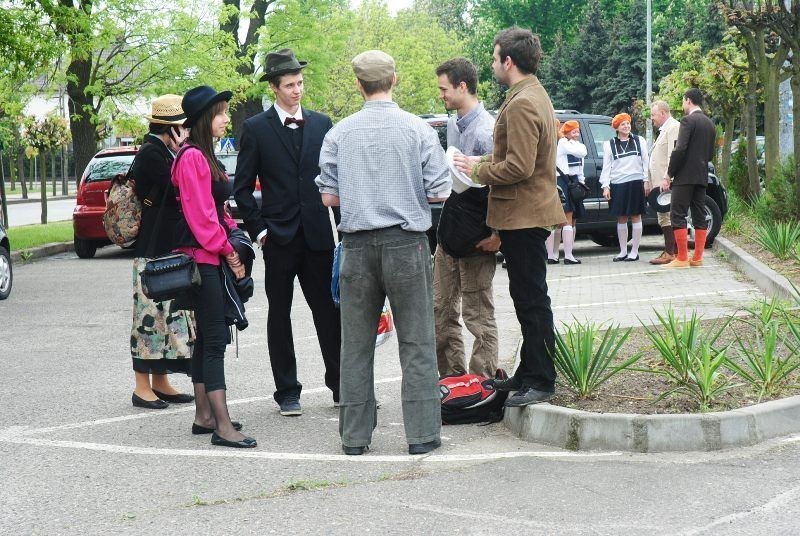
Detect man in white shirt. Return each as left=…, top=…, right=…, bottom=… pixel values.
left=648, top=100, right=680, bottom=264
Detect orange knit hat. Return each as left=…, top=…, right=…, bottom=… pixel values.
left=611, top=113, right=632, bottom=129
left=560, top=120, right=580, bottom=136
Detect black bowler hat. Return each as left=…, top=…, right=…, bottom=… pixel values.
left=647, top=186, right=672, bottom=213
left=260, top=48, right=307, bottom=82
left=181, top=85, right=232, bottom=128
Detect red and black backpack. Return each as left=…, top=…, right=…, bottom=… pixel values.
left=438, top=369, right=509, bottom=425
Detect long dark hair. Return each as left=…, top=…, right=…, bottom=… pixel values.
left=187, top=100, right=228, bottom=182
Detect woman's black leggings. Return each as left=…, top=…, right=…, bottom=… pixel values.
left=191, top=263, right=228, bottom=392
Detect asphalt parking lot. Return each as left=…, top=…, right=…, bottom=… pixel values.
left=2, top=236, right=799, bottom=535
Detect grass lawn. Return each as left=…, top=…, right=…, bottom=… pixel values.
left=6, top=221, right=73, bottom=251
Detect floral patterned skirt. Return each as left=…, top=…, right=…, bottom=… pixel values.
left=130, top=257, right=194, bottom=374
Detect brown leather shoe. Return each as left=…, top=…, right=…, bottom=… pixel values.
left=649, top=252, right=675, bottom=265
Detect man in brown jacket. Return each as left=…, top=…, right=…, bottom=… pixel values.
left=454, top=27, right=565, bottom=406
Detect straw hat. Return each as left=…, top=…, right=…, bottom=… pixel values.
left=144, top=94, right=186, bottom=125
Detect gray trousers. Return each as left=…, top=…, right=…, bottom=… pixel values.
left=339, top=226, right=441, bottom=447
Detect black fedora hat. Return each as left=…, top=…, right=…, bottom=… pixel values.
left=182, top=86, right=232, bottom=128
left=260, top=48, right=307, bottom=82
left=647, top=186, right=672, bottom=213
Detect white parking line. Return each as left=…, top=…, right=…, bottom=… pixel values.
left=553, top=287, right=758, bottom=310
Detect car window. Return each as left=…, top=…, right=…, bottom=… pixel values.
left=216, top=153, right=237, bottom=175
left=84, top=155, right=135, bottom=182
left=587, top=122, right=616, bottom=157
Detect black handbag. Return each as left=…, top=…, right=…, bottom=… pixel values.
left=140, top=185, right=201, bottom=303
left=142, top=253, right=201, bottom=302
left=568, top=180, right=590, bottom=204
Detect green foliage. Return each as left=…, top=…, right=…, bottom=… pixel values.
left=760, top=156, right=799, bottom=222
left=21, top=115, right=71, bottom=151
left=721, top=189, right=748, bottom=235
left=727, top=321, right=800, bottom=401
left=6, top=221, right=74, bottom=251
left=675, top=343, right=738, bottom=411
left=551, top=320, right=642, bottom=398
left=752, top=220, right=800, bottom=259
left=727, top=138, right=751, bottom=201
left=641, top=308, right=729, bottom=386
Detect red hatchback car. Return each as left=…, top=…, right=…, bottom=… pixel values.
left=73, top=147, right=138, bottom=258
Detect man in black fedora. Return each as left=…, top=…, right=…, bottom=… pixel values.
left=234, top=48, right=341, bottom=416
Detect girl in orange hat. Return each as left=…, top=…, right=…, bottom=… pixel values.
left=599, top=113, right=650, bottom=262
left=548, top=119, right=587, bottom=264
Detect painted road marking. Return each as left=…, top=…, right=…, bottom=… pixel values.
left=553, top=288, right=758, bottom=310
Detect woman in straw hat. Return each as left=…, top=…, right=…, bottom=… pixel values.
left=129, top=94, right=195, bottom=410
left=172, top=85, right=255, bottom=448
left=598, top=113, right=650, bottom=262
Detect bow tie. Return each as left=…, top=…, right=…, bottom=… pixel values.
left=283, top=117, right=305, bottom=127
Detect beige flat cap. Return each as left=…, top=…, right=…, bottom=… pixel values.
left=352, top=50, right=395, bottom=82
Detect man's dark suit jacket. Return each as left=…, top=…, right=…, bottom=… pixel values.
left=667, top=109, right=716, bottom=186
left=233, top=106, right=335, bottom=251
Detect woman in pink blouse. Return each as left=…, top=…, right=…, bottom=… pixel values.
left=173, top=86, right=256, bottom=448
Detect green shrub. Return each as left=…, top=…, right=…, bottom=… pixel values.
left=551, top=320, right=642, bottom=398
left=726, top=138, right=751, bottom=201
left=752, top=220, right=800, bottom=259
left=761, top=155, right=798, bottom=222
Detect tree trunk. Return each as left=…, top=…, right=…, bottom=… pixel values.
left=9, top=151, right=16, bottom=191
left=66, top=56, right=99, bottom=184
left=17, top=145, right=27, bottom=199
left=51, top=150, right=56, bottom=196
left=763, top=60, right=787, bottom=186
left=61, top=146, right=68, bottom=195
left=40, top=153, right=48, bottom=224
left=29, top=157, right=34, bottom=191
left=231, top=97, right=264, bottom=142
left=719, top=112, right=736, bottom=185
left=744, top=75, right=761, bottom=200
left=792, top=71, right=800, bottom=217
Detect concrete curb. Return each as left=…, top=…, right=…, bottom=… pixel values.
left=10, top=241, right=74, bottom=263
left=5, top=194, right=76, bottom=205
left=504, top=396, right=800, bottom=452
left=715, top=235, right=799, bottom=302
left=503, top=237, right=800, bottom=451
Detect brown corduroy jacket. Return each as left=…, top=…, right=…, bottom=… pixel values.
left=475, top=76, right=565, bottom=230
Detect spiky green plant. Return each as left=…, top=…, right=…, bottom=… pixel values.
left=753, top=220, right=800, bottom=259
left=551, top=320, right=641, bottom=398
left=726, top=322, right=800, bottom=401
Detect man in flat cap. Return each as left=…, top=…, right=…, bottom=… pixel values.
left=234, top=48, right=341, bottom=417
left=316, top=50, right=451, bottom=456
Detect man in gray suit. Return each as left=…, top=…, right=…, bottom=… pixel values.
left=661, top=88, right=716, bottom=269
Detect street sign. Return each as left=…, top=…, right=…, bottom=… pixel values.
left=219, top=137, right=236, bottom=153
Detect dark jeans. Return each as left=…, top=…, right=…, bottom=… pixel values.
left=339, top=227, right=441, bottom=447
left=499, top=228, right=557, bottom=392
left=670, top=184, right=707, bottom=229
left=191, top=264, right=228, bottom=392
left=263, top=227, right=341, bottom=403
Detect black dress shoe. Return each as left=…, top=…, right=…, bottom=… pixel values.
left=564, top=258, right=581, bottom=265
left=153, top=390, right=195, bottom=404
left=408, top=439, right=441, bottom=455
left=623, top=255, right=639, bottom=262
left=613, top=255, right=628, bottom=262
left=210, top=432, right=257, bottom=448
left=491, top=376, right=522, bottom=392
left=191, top=421, right=242, bottom=435
left=132, top=393, right=168, bottom=410
left=547, top=258, right=560, bottom=265
left=342, top=445, right=369, bottom=455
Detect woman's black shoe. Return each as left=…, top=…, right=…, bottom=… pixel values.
left=613, top=255, right=627, bottom=262
left=624, top=255, right=639, bottom=262
left=153, top=390, right=195, bottom=404
left=192, top=421, right=242, bottom=435
left=211, top=432, right=257, bottom=448
left=564, top=258, right=581, bottom=265
left=547, top=258, right=560, bottom=265
left=132, top=393, right=168, bottom=410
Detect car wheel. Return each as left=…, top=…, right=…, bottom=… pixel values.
left=0, top=245, right=12, bottom=300
left=687, top=196, right=722, bottom=248
left=74, top=236, right=98, bottom=259
left=590, top=233, right=619, bottom=247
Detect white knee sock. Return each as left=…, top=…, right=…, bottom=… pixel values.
left=630, top=222, right=643, bottom=258
left=545, top=231, right=556, bottom=260
left=562, top=225, right=575, bottom=260
left=617, top=223, right=628, bottom=256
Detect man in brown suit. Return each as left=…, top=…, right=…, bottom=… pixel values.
left=661, top=88, right=716, bottom=269
left=454, top=27, right=565, bottom=406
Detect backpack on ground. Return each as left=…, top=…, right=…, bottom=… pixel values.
left=439, top=369, right=509, bottom=425
left=103, top=173, right=141, bottom=246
